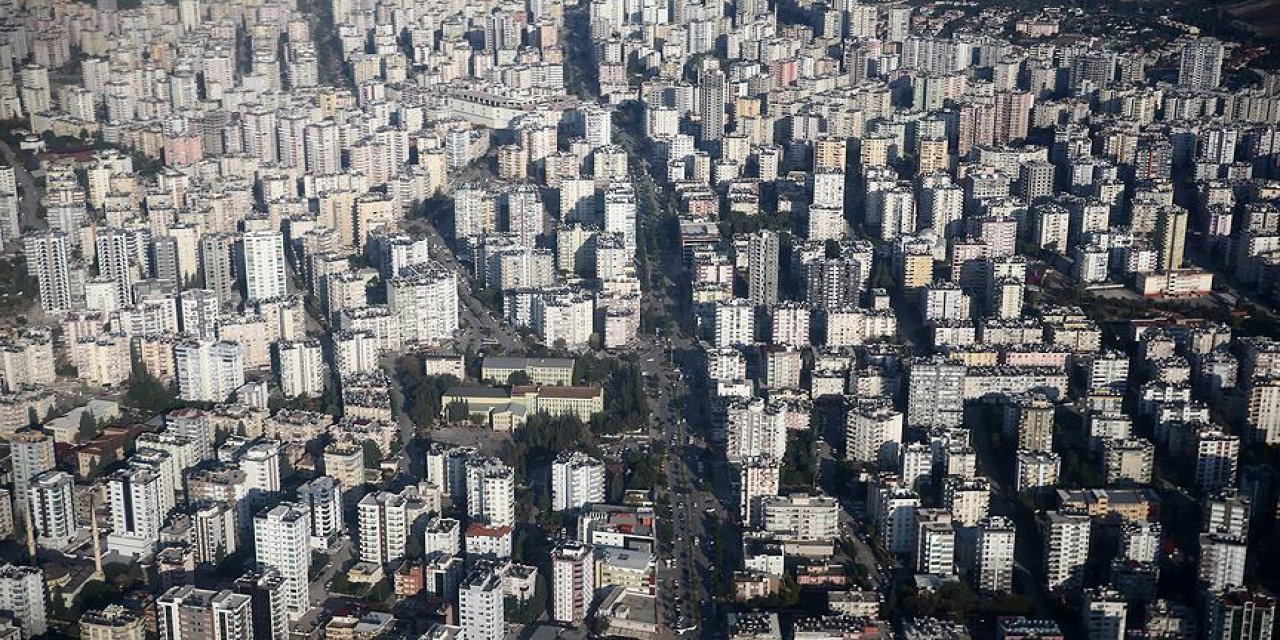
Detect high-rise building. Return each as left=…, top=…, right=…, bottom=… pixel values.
left=1206, top=589, right=1276, bottom=640
left=1083, top=587, right=1128, bottom=640
left=465, top=458, right=515, bottom=527
left=725, top=397, right=788, bottom=463
left=175, top=340, right=245, bottom=402
left=178, top=289, right=221, bottom=340
left=298, top=476, right=344, bottom=550
left=1198, top=533, right=1248, bottom=592
left=1152, top=205, right=1188, bottom=272
left=459, top=568, right=504, bottom=640
left=11, top=430, right=54, bottom=511
left=273, top=339, right=326, bottom=398
left=357, top=487, right=431, bottom=565
left=746, top=230, right=780, bottom=305
left=157, top=585, right=253, bottom=640
left=304, top=120, right=342, bottom=175
left=1178, top=37, right=1224, bottom=91
left=233, top=570, right=290, bottom=640
left=739, top=456, right=780, bottom=528
left=23, top=232, right=74, bottom=313
left=27, top=469, right=76, bottom=550
left=240, top=231, right=288, bottom=303
left=386, top=262, right=459, bottom=344
left=973, top=516, right=1016, bottom=593
left=907, top=357, right=966, bottom=428
left=551, top=541, right=596, bottom=624
left=1196, top=427, right=1240, bottom=491
left=253, top=503, right=311, bottom=619
left=698, top=67, right=727, bottom=143
left=106, top=467, right=163, bottom=557
left=96, top=227, right=137, bottom=307
left=603, top=183, right=637, bottom=253
left=845, top=398, right=904, bottom=467
left=192, top=501, right=238, bottom=564
left=1042, top=511, right=1090, bottom=591
left=713, top=298, right=756, bottom=347
left=916, top=519, right=956, bottom=576
left=200, top=232, right=239, bottom=305
left=550, top=452, right=606, bottom=512
left=0, top=564, right=46, bottom=637
left=80, top=604, right=145, bottom=640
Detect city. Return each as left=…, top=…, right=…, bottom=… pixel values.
left=0, top=0, right=1276, bottom=638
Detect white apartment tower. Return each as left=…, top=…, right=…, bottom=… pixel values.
left=739, top=456, right=780, bottom=528
left=175, top=340, right=245, bottom=402
left=240, top=231, right=288, bottom=303
left=387, top=262, right=459, bottom=344
left=974, top=516, right=1016, bottom=593
left=253, top=503, right=311, bottom=619
left=11, top=430, right=54, bottom=511
left=23, top=232, right=74, bottom=313
left=0, top=564, right=46, bottom=637
left=106, top=467, right=164, bottom=557
left=551, top=541, right=596, bottom=624
left=551, top=452, right=606, bottom=512
left=725, top=397, right=787, bottom=463
left=297, top=476, right=344, bottom=550
left=1043, top=511, right=1091, bottom=591
left=1178, top=38, right=1225, bottom=91
left=1083, top=588, right=1128, bottom=640
left=459, top=568, right=505, bottom=640
left=27, top=470, right=76, bottom=550
left=466, top=458, right=516, bottom=528
left=845, top=399, right=904, bottom=467
left=274, top=339, right=326, bottom=398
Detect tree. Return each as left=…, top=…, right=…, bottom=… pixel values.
left=362, top=440, right=382, bottom=468
left=507, top=371, right=532, bottom=386
left=77, top=412, right=99, bottom=443
left=780, top=429, right=818, bottom=489
left=124, top=354, right=176, bottom=416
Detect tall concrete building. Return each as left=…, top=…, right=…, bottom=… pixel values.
left=106, top=467, right=164, bottom=557
left=1154, top=206, right=1188, bottom=271
left=1083, top=587, right=1128, bottom=640
left=22, top=231, right=74, bottom=313
left=11, top=429, right=54, bottom=511
left=239, top=230, right=288, bottom=303
left=551, top=541, right=596, bottom=624
left=739, top=456, right=780, bottom=528
left=1042, top=511, right=1091, bottom=591
left=27, top=469, right=76, bottom=550
left=550, top=451, right=606, bottom=512
left=973, top=516, right=1015, bottom=593
left=1198, top=533, right=1248, bottom=593
left=1178, top=37, right=1224, bottom=91
left=1206, top=589, right=1276, bottom=640
left=95, top=227, right=137, bottom=307
left=845, top=398, right=904, bottom=467
left=273, top=339, right=326, bottom=398
left=0, top=564, right=46, bottom=637
left=907, top=357, right=966, bottom=428
left=357, top=487, right=431, bottom=565
left=175, top=340, right=245, bottom=402
left=465, top=457, right=516, bottom=527
left=746, top=230, right=780, bottom=305
left=253, top=503, right=311, bottom=619
left=459, top=568, right=505, bottom=640
left=157, top=585, right=253, bottom=640
left=298, top=476, right=344, bottom=550
left=697, top=67, right=726, bottom=143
